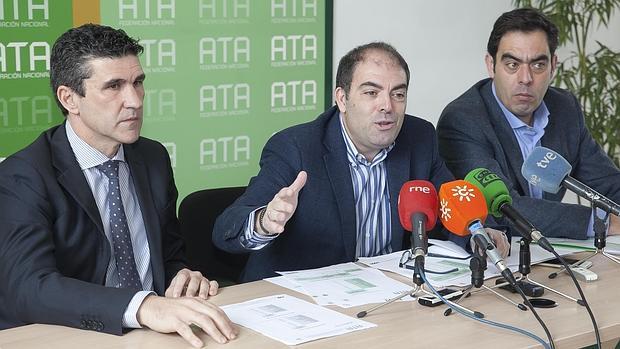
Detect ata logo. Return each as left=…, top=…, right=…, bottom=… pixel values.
left=0, top=41, right=50, bottom=78
left=200, top=136, right=251, bottom=170
left=144, top=89, right=176, bottom=121
left=271, top=34, right=317, bottom=67
left=199, top=37, right=250, bottom=70
left=0, top=95, right=54, bottom=133
left=139, top=39, right=175, bottom=73
left=198, top=0, right=250, bottom=24
left=199, top=83, right=250, bottom=117
left=271, top=0, right=317, bottom=23
left=0, top=0, right=49, bottom=27
left=118, top=0, right=175, bottom=26
left=271, top=80, right=317, bottom=113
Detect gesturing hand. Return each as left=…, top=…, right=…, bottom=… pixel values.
left=256, top=171, right=307, bottom=236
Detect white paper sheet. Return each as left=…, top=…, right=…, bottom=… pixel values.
left=276, top=262, right=415, bottom=308
left=222, top=294, right=376, bottom=346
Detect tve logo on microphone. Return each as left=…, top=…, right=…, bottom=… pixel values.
left=535, top=151, right=557, bottom=168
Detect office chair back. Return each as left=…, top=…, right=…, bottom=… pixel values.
left=178, top=186, right=249, bottom=285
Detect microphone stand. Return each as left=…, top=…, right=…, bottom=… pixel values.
left=511, top=238, right=581, bottom=304
left=549, top=208, right=620, bottom=280
left=447, top=245, right=525, bottom=314
left=357, top=247, right=480, bottom=319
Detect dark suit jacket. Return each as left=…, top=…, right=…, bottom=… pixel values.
left=0, top=123, right=186, bottom=334
left=437, top=78, right=620, bottom=239
left=213, top=106, right=456, bottom=282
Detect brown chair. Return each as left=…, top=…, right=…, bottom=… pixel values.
left=178, top=186, right=249, bottom=285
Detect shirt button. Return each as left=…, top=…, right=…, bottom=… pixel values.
left=366, top=233, right=370, bottom=238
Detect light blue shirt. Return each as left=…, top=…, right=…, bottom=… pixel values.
left=66, top=121, right=153, bottom=328
left=492, top=82, right=600, bottom=237
left=339, top=114, right=394, bottom=258
left=492, top=82, right=549, bottom=199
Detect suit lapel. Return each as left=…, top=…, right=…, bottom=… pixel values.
left=480, top=81, right=530, bottom=195
left=124, top=144, right=165, bottom=293
left=322, top=110, right=357, bottom=261
left=386, top=140, right=409, bottom=253
left=52, top=123, right=105, bottom=235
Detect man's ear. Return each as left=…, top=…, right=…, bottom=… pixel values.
left=485, top=53, right=495, bottom=79
left=57, top=85, right=80, bottom=115
left=550, top=54, right=558, bottom=80
left=334, top=87, right=347, bottom=113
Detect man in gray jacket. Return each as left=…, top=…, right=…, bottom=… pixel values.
left=437, top=8, right=620, bottom=239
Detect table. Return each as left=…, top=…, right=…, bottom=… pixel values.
left=1, top=253, right=619, bottom=349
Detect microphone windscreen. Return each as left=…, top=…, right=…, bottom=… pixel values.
left=438, top=180, right=488, bottom=236
left=398, top=180, right=438, bottom=231
left=521, top=147, right=572, bottom=194
left=465, top=168, right=512, bottom=218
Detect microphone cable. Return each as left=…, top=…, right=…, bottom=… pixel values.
left=546, top=249, right=601, bottom=348
left=420, top=270, right=553, bottom=349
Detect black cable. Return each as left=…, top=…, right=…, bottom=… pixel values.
left=548, top=249, right=601, bottom=348
left=501, top=270, right=556, bottom=349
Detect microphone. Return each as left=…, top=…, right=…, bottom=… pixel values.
left=438, top=180, right=511, bottom=277
left=464, top=168, right=554, bottom=253
left=522, top=146, right=620, bottom=216
left=398, top=180, right=438, bottom=285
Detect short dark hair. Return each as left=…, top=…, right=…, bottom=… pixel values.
left=50, top=23, right=143, bottom=115
left=335, top=42, right=410, bottom=96
left=487, top=8, right=559, bottom=62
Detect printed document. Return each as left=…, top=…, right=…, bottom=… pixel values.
left=222, top=294, right=376, bottom=345
left=276, top=262, right=415, bottom=308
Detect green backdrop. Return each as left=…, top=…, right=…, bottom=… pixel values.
left=0, top=0, right=332, bottom=203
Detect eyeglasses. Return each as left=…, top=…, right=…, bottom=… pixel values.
left=399, top=250, right=466, bottom=275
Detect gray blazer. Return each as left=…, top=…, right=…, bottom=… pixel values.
left=437, top=78, right=620, bottom=239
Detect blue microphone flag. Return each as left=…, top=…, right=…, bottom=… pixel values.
left=521, top=147, right=571, bottom=194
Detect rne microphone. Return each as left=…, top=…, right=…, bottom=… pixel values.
left=464, top=168, right=554, bottom=253
left=438, top=180, right=511, bottom=276
left=398, top=180, right=438, bottom=285
left=522, top=146, right=620, bottom=216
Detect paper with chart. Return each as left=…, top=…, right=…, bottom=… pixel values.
left=221, top=294, right=376, bottom=346
left=276, top=262, right=415, bottom=308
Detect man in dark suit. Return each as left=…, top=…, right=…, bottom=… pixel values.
left=0, top=24, right=236, bottom=348
left=437, top=8, right=620, bottom=239
left=213, top=42, right=510, bottom=282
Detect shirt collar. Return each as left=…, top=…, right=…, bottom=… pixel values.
left=338, top=112, right=394, bottom=166
left=491, top=81, right=549, bottom=132
left=65, top=120, right=125, bottom=170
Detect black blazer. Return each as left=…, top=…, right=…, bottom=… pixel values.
left=213, top=106, right=457, bottom=282
left=437, top=78, right=620, bottom=239
left=0, top=123, right=186, bottom=334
